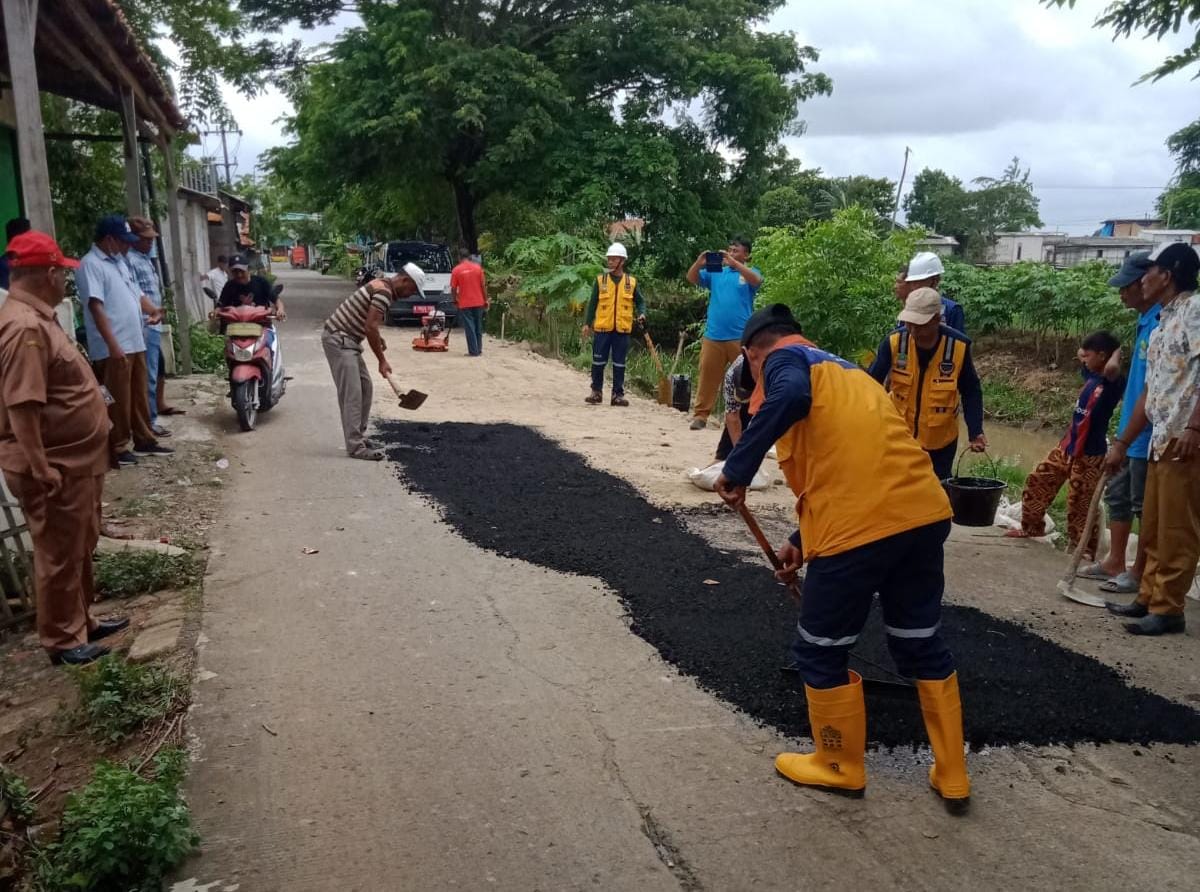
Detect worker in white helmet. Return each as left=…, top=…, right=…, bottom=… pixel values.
left=581, top=242, right=646, bottom=406
left=896, top=252, right=966, bottom=334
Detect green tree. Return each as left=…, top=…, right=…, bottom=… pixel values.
left=757, top=185, right=812, bottom=228
left=754, top=206, right=924, bottom=361
left=43, top=98, right=125, bottom=255
left=903, top=159, right=1041, bottom=261
left=1044, top=1, right=1200, bottom=82
left=1157, top=119, right=1200, bottom=227
left=270, top=0, right=831, bottom=254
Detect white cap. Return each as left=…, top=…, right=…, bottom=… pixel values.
left=905, top=251, right=945, bottom=282
left=401, top=261, right=427, bottom=296
left=606, top=242, right=628, bottom=259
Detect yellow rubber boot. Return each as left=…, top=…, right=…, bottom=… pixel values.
left=916, top=672, right=971, bottom=814
left=775, top=670, right=866, bottom=797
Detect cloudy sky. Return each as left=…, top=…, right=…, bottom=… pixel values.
left=205, top=0, right=1196, bottom=235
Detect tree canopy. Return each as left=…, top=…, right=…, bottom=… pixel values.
left=266, top=0, right=831, bottom=262
left=1044, top=1, right=1200, bottom=82
left=903, top=159, right=1041, bottom=261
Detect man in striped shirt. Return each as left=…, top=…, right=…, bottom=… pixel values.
left=322, top=263, right=426, bottom=460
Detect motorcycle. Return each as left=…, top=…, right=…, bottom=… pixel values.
left=355, top=264, right=382, bottom=288
left=205, top=284, right=287, bottom=431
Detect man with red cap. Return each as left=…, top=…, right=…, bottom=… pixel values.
left=0, top=231, right=126, bottom=664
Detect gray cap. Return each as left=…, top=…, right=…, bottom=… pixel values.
left=1108, top=250, right=1152, bottom=288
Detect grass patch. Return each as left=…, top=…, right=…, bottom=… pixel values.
left=111, top=496, right=167, bottom=519
left=33, top=748, right=199, bottom=892
left=1, top=763, right=36, bottom=827
left=94, top=551, right=200, bottom=599
left=188, top=323, right=225, bottom=374
left=69, top=655, right=187, bottom=745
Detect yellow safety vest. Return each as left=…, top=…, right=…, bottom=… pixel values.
left=593, top=273, right=637, bottom=334
left=886, top=329, right=968, bottom=451
left=749, top=337, right=952, bottom=561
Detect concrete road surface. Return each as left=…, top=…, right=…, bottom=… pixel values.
left=177, top=269, right=1200, bottom=891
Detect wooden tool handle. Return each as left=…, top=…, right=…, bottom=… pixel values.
left=1065, top=470, right=1110, bottom=578
left=386, top=374, right=405, bottom=397
left=736, top=503, right=803, bottom=602
left=643, top=332, right=667, bottom=377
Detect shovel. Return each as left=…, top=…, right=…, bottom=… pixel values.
left=386, top=374, right=428, bottom=411
left=641, top=328, right=671, bottom=405
left=734, top=502, right=916, bottom=697
left=1057, top=470, right=1111, bottom=607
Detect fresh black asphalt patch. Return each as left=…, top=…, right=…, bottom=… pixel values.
left=379, top=420, right=1200, bottom=748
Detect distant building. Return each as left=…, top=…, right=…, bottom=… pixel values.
left=915, top=234, right=959, bottom=257
left=1051, top=236, right=1155, bottom=268
left=986, top=232, right=1066, bottom=265
left=1098, top=218, right=1162, bottom=238
left=1139, top=229, right=1200, bottom=248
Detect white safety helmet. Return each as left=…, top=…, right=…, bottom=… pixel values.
left=401, top=261, right=427, bottom=295
left=606, top=242, right=629, bottom=259
left=905, top=251, right=945, bottom=282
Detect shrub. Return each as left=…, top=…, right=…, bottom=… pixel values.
left=753, top=208, right=925, bottom=361
left=1, top=763, right=36, bottom=827
left=188, top=323, right=225, bottom=374
left=34, top=749, right=199, bottom=892
left=70, top=655, right=186, bottom=745
left=94, top=551, right=200, bottom=599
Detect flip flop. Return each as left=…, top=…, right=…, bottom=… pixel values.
left=1099, top=572, right=1139, bottom=594
left=159, top=407, right=187, bottom=416
left=1075, top=562, right=1114, bottom=581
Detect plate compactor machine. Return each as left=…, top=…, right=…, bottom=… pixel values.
left=412, top=310, right=450, bottom=352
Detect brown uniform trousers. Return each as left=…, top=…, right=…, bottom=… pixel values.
left=4, top=471, right=104, bottom=651
left=693, top=337, right=743, bottom=421
left=1137, top=443, right=1200, bottom=617
left=94, top=351, right=156, bottom=458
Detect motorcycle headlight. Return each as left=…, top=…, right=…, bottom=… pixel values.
left=232, top=345, right=255, bottom=362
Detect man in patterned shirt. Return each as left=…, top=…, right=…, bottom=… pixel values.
left=1106, top=243, right=1200, bottom=635
left=322, top=263, right=426, bottom=460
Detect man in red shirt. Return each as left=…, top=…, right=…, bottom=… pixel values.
left=450, top=249, right=488, bottom=357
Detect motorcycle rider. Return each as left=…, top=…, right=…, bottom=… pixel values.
left=218, top=255, right=287, bottom=320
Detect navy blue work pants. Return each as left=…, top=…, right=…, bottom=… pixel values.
left=790, top=519, right=955, bottom=689
left=591, top=331, right=630, bottom=395
left=928, top=439, right=958, bottom=481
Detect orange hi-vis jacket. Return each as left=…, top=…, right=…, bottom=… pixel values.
left=747, top=336, right=952, bottom=561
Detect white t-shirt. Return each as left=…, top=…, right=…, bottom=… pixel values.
left=205, top=267, right=229, bottom=295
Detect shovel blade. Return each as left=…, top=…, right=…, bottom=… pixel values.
left=1057, top=579, right=1108, bottom=608
left=397, top=390, right=428, bottom=411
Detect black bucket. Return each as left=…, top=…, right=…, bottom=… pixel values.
left=671, top=375, right=691, bottom=413
left=943, top=451, right=1006, bottom=527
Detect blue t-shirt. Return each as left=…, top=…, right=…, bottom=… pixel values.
left=1115, top=305, right=1161, bottom=460
left=78, top=244, right=147, bottom=359
left=698, top=266, right=761, bottom=341
left=1060, top=369, right=1125, bottom=458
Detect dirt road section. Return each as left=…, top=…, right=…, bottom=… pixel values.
left=180, top=270, right=1200, bottom=891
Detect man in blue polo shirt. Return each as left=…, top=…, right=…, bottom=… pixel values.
left=686, top=236, right=763, bottom=430
left=1077, top=252, right=1158, bottom=594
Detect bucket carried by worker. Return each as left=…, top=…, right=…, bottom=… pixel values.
left=943, top=450, right=1006, bottom=527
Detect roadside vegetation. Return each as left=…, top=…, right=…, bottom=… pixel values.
left=95, top=551, right=201, bottom=599
left=70, top=656, right=188, bottom=745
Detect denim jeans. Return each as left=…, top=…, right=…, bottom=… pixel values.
left=459, top=306, right=485, bottom=356
left=144, top=327, right=162, bottom=425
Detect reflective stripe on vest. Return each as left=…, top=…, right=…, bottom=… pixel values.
left=593, top=273, right=637, bottom=334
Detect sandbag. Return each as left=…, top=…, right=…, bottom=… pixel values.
left=687, top=461, right=772, bottom=492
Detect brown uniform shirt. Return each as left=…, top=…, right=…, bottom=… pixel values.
left=0, top=288, right=109, bottom=476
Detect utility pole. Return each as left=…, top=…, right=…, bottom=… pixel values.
left=202, top=125, right=241, bottom=186
left=891, top=146, right=912, bottom=229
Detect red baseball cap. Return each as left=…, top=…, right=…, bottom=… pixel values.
left=7, top=231, right=80, bottom=269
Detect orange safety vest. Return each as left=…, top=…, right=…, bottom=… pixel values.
left=886, top=329, right=968, bottom=451
left=593, top=273, right=637, bottom=334
left=749, top=337, right=952, bottom=561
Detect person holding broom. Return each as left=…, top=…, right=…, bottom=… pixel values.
left=581, top=243, right=646, bottom=407
left=715, top=304, right=971, bottom=813
left=1004, top=331, right=1124, bottom=555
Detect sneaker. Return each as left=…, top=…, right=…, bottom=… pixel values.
left=350, top=447, right=385, bottom=461
left=689, top=417, right=707, bottom=430
left=133, top=443, right=174, bottom=456
left=115, top=451, right=138, bottom=467
left=611, top=395, right=629, bottom=407
left=584, top=390, right=603, bottom=404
